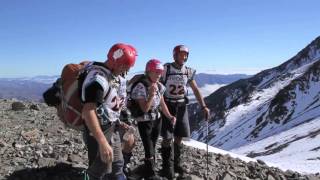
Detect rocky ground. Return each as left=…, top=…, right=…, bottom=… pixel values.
left=0, top=99, right=319, bottom=180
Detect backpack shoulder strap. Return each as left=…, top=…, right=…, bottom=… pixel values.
left=163, top=63, right=171, bottom=85
left=156, top=82, right=163, bottom=97
left=79, top=62, right=112, bottom=102
left=139, top=76, right=149, bottom=88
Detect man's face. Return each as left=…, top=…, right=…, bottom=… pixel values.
left=175, top=51, right=188, bottom=65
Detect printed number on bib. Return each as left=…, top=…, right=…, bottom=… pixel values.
left=169, top=84, right=185, bottom=96
left=111, top=96, right=122, bottom=111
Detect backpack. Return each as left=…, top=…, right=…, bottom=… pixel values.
left=126, top=74, right=161, bottom=118
left=43, top=78, right=62, bottom=107
left=43, top=61, right=110, bottom=130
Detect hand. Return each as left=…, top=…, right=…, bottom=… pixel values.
left=99, top=141, right=113, bottom=164
left=148, top=83, right=158, bottom=97
left=169, top=116, right=176, bottom=125
left=202, top=106, right=210, bottom=121
left=119, top=97, right=125, bottom=109
left=119, top=121, right=130, bottom=130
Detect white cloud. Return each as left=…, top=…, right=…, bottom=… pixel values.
left=200, top=84, right=226, bottom=96
left=188, top=84, right=226, bottom=102
left=199, top=67, right=268, bottom=75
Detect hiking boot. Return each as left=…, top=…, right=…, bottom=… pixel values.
left=174, top=143, right=187, bottom=177
left=159, top=147, right=174, bottom=179
left=123, top=152, right=133, bottom=176
left=144, top=159, right=162, bottom=180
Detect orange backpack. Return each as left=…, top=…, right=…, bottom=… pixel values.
left=56, top=61, right=90, bottom=130
left=43, top=61, right=112, bottom=130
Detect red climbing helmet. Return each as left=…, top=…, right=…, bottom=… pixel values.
left=146, top=59, right=164, bottom=74
left=107, top=43, right=137, bottom=68
left=173, top=45, right=189, bottom=60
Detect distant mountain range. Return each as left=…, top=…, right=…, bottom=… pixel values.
left=189, top=36, right=320, bottom=173
left=194, top=73, right=250, bottom=87
left=0, top=75, right=60, bottom=84
left=0, top=78, right=56, bottom=101
left=0, top=74, right=249, bottom=102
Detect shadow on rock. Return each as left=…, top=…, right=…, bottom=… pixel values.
left=6, top=162, right=85, bottom=180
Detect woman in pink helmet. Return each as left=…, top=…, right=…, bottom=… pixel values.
left=130, top=59, right=176, bottom=180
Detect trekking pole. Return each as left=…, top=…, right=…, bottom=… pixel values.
left=206, top=120, right=209, bottom=179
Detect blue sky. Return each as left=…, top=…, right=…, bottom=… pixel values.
left=0, top=0, right=319, bottom=77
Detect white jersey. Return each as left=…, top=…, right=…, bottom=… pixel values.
left=131, top=82, right=165, bottom=110
left=81, top=64, right=124, bottom=123
left=161, top=63, right=196, bottom=100
left=131, top=80, right=165, bottom=122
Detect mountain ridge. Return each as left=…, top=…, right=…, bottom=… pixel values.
left=190, top=36, right=320, bottom=173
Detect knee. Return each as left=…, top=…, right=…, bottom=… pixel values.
left=162, top=138, right=173, bottom=148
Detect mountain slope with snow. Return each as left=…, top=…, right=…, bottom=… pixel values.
left=190, top=36, right=320, bottom=173
left=231, top=116, right=320, bottom=174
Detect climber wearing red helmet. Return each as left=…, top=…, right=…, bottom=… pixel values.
left=130, top=59, right=176, bottom=180
left=106, top=43, right=137, bottom=75
left=160, top=45, right=210, bottom=179
left=82, top=43, right=137, bottom=180
left=173, top=45, right=189, bottom=64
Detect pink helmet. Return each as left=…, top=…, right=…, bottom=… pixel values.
left=173, top=45, right=189, bottom=60
left=107, top=43, right=137, bottom=68
left=146, top=59, right=164, bottom=74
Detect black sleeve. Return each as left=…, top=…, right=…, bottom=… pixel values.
left=84, top=81, right=105, bottom=104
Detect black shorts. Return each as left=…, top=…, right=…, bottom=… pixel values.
left=161, top=101, right=190, bottom=139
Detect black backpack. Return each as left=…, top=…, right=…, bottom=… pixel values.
left=43, top=78, right=62, bottom=107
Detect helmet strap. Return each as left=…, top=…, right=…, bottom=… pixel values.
left=173, top=61, right=183, bottom=69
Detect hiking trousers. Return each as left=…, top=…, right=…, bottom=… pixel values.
left=83, top=123, right=125, bottom=179
left=137, top=117, right=162, bottom=159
